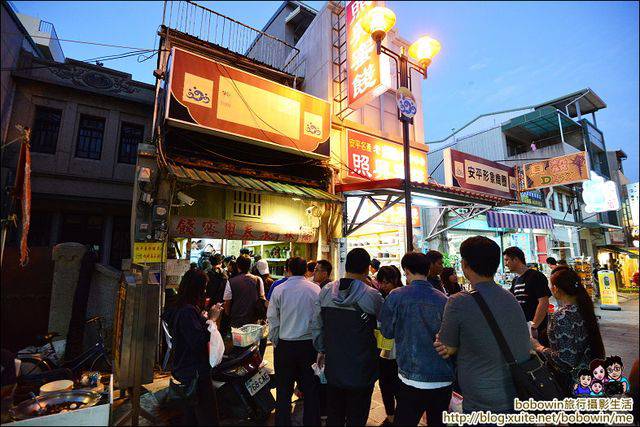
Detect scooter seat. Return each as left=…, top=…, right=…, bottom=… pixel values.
left=213, top=345, right=257, bottom=373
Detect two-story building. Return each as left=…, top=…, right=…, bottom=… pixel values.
left=0, top=4, right=154, bottom=348
left=427, top=88, right=632, bottom=277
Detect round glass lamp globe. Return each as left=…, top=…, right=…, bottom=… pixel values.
left=408, top=36, right=442, bottom=67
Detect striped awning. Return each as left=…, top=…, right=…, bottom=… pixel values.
left=487, top=211, right=554, bottom=229
left=168, top=164, right=342, bottom=203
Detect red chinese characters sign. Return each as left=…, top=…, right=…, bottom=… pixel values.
left=171, top=217, right=318, bottom=243
left=166, top=48, right=331, bottom=158
left=346, top=130, right=429, bottom=183
left=443, top=148, right=517, bottom=199
left=346, top=1, right=391, bottom=110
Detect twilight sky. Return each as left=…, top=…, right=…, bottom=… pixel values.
left=11, top=1, right=639, bottom=181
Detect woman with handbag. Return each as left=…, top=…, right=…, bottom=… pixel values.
left=530, top=267, right=606, bottom=395
left=164, top=269, right=224, bottom=426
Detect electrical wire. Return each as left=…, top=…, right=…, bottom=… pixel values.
left=212, top=62, right=318, bottom=167
left=0, top=31, right=155, bottom=50
left=213, top=62, right=373, bottom=180
left=170, top=129, right=318, bottom=168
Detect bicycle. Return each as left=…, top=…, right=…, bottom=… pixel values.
left=17, top=316, right=112, bottom=379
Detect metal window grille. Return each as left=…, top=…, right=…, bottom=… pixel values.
left=75, top=115, right=105, bottom=160
left=233, top=191, right=261, bottom=218
left=118, top=122, right=144, bottom=164
left=31, top=106, right=61, bottom=154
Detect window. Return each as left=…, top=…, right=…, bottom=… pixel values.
left=567, top=195, right=573, bottom=214
left=547, top=193, right=555, bottom=210
left=75, top=115, right=105, bottom=159
left=233, top=191, right=261, bottom=218
left=31, top=106, right=61, bottom=153
left=557, top=194, right=565, bottom=212
left=118, top=122, right=144, bottom=164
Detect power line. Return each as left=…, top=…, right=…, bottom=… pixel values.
left=213, top=62, right=373, bottom=181
left=0, top=31, right=155, bottom=50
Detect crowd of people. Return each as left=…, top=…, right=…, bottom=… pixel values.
left=161, top=236, right=638, bottom=427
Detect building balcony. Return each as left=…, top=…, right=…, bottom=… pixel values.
left=16, top=14, right=65, bottom=62
left=161, top=0, right=301, bottom=76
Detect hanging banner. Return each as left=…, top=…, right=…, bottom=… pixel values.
left=598, top=270, right=621, bottom=310
left=443, top=148, right=517, bottom=199
left=522, top=152, right=590, bottom=190
left=346, top=0, right=392, bottom=110
left=171, top=216, right=318, bottom=243
left=166, top=47, right=331, bottom=158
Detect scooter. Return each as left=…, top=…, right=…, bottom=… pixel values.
left=211, top=344, right=275, bottom=422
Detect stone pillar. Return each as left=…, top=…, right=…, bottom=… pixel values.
left=84, top=263, right=121, bottom=351
left=49, top=242, right=86, bottom=340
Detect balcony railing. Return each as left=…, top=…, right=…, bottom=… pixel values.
left=37, top=19, right=64, bottom=62
left=162, top=1, right=301, bottom=76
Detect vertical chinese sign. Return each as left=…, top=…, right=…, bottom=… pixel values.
left=346, top=130, right=428, bottom=183
left=346, top=1, right=392, bottom=110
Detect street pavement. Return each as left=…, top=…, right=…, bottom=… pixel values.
left=126, top=294, right=639, bottom=426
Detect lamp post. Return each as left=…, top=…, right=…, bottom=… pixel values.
left=361, top=6, right=441, bottom=252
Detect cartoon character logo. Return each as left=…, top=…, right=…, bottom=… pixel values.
left=590, top=380, right=605, bottom=397
left=590, top=359, right=607, bottom=382
left=604, top=355, right=630, bottom=395
left=573, top=369, right=592, bottom=396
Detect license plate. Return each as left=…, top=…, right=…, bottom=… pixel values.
left=245, top=368, right=270, bottom=396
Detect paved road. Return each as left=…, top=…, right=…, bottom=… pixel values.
left=595, top=293, right=639, bottom=370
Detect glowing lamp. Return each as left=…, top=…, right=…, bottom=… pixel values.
left=408, top=36, right=442, bottom=70
left=360, top=6, right=396, bottom=55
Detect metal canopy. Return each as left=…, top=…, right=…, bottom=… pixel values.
left=169, top=164, right=342, bottom=203
left=535, top=88, right=607, bottom=118
left=502, top=106, right=579, bottom=138
left=336, top=178, right=510, bottom=239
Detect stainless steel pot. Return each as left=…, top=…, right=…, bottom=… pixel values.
left=9, top=390, right=101, bottom=420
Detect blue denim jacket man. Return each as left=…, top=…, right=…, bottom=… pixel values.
left=380, top=279, right=454, bottom=383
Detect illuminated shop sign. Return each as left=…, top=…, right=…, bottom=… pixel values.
left=443, top=148, right=517, bottom=199
left=166, top=48, right=331, bottom=158
left=346, top=129, right=428, bottom=183
left=583, top=171, right=620, bottom=213
left=346, top=0, right=392, bottom=110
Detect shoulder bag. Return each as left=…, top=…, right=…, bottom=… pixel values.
left=252, top=275, right=268, bottom=321
left=470, top=290, right=564, bottom=401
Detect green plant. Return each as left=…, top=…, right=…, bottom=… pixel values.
left=443, top=253, right=460, bottom=269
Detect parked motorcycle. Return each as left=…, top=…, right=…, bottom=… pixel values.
left=211, top=344, right=275, bottom=422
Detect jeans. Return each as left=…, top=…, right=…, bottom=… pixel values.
left=326, top=384, right=374, bottom=426
left=394, top=381, right=452, bottom=427
left=181, top=375, right=219, bottom=426
left=274, top=339, right=320, bottom=426
left=379, top=357, right=398, bottom=416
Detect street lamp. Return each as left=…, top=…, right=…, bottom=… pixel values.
left=360, top=6, right=441, bottom=252
left=359, top=6, right=396, bottom=55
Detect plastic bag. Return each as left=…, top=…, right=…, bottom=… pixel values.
left=449, top=391, right=463, bottom=413
left=311, top=362, right=327, bottom=384
left=207, top=320, right=224, bottom=368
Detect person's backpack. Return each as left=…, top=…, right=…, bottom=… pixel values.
left=470, top=290, right=564, bottom=401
